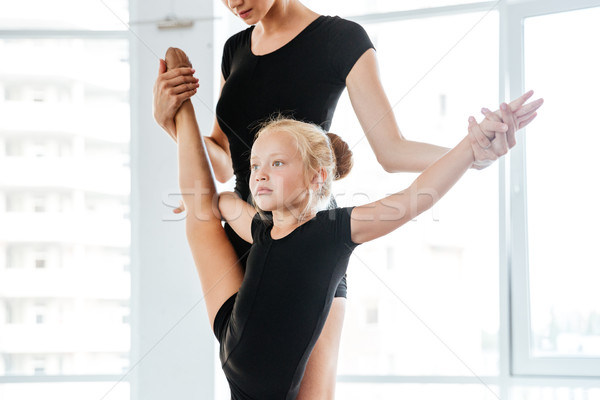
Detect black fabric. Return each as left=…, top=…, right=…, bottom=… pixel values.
left=224, top=220, right=347, bottom=298
left=216, top=15, right=375, bottom=202
left=216, top=16, right=373, bottom=301
left=213, top=207, right=359, bottom=400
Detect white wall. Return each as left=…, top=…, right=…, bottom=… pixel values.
left=129, top=0, right=217, bottom=398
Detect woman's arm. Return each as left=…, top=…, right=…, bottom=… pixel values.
left=346, top=49, right=448, bottom=173
left=346, top=50, right=543, bottom=172
left=350, top=117, right=500, bottom=244
left=204, top=75, right=234, bottom=183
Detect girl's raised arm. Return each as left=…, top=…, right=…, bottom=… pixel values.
left=350, top=115, right=510, bottom=244
left=218, top=192, right=256, bottom=244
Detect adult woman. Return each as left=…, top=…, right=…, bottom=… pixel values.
left=153, top=2, right=542, bottom=398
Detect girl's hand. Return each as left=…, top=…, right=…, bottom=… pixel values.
left=471, top=91, right=543, bottom=169
left=152, top=58, right=199, bottom=141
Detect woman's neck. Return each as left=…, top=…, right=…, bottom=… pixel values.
left=256, top=0, right=317, bottom=36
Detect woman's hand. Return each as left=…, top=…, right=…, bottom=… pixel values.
left=152, top=58, right=199, bottom=141
left=173, top=199, right=186, bottom=214
left=471, top=90, right=543, bottom=169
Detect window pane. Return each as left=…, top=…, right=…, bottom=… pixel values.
left=332, top=12, right=499, bottom=376
left=0, top=0, right=128, bottom=30
left=0, top=38, right=130, bottom=376
left=524, top=7, right=600, bottom=358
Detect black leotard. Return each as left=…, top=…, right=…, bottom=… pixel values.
left=213, top=207, right=359, bottom=400
left=216, top=16, right=374, bottom=297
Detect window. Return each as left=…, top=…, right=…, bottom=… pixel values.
left=327, top=9, right=500, bottom=381
left=0, top=0, right=131, bottom=397
left=509, top=2, right=600, bottom=378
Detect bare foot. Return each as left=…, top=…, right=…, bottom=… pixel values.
left=165, top=47, right=192, bottom=71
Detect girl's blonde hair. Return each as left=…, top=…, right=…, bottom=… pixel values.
left=253, top=117, right=353, bottom=220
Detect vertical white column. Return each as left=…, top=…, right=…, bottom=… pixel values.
left=130, top=0, right=217, bottom=399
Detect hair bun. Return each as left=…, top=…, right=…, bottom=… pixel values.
left=327, top=132, right=353, bottom=180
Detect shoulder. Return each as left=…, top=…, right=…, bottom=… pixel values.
left=223, top=26, right=254, bottom=51
left=319, top=15, right=369, bottom=37
left=314, top=206, right=359, bottom=247
left=315, top=206, right=355, bottom=228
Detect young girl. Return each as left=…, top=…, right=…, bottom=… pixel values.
left=165, top=47, right=537, bottom=399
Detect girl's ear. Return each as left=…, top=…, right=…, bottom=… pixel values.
left=310, top=167, right=327, bottom=190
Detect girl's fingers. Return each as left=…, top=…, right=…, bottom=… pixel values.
left=481, top=107, right=501, bottom=121
left=470, top=116, right=494, bottom=148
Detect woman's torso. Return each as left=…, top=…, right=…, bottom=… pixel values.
left=216, top=15, right=374, bottom=201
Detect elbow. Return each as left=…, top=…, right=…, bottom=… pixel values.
left=375, top=136, right=408, bottom=173
left=377, top=154, right=401, bottom=173
left=379, top=159, right=396, bottom=173
left=214, top=167, right=234, bottom=184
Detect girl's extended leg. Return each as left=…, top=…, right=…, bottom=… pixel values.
left=167, top=48, right=244, bottom=328
left=297, top=298, right=346, bottom=400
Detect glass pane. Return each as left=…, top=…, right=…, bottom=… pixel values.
left=0, top=382, right=129, bottom=400
left=0, top=38, right=130, bottom=375
left=524, top=7, right=600, bottom=358
left=331, top=12, right=499, bottom=376
left=336, top=383, right=500, bottom=400
left=0, top=0, right=129, bottom=30
left=302, top=0, right=485, bottom=17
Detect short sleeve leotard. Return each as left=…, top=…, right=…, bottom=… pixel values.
left=215, top=16, right=374, bottom=297
left=213, top=207, right=360, bottom=400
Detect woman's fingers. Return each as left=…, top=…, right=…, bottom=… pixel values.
left=517, top=112, right=538, bottom=130
left=173, top=200, right=186, bottom=214
left=515, top=97, right=544, bottom=117
left=508, top=89, right=534, bottom=112
left=498, top=103, right=516, bottom=148
left=153, top=61, right=199, bottom=138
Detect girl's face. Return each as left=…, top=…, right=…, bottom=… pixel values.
left=222, top=0, right=277, bottom=25
left=249, top=130, right=311, bottom=213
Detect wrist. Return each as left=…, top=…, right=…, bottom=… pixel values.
left=459, top=135, right=476, bottom=164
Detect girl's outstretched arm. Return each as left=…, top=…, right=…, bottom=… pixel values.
left=350, top=116, right=507, bottom=244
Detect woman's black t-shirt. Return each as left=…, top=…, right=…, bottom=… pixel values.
left=216, top=15, right=375, bottom=202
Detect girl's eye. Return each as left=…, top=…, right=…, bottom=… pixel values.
left=250, top=164, right=259, bottom=171
left=273, top=161, right=283, bottom=167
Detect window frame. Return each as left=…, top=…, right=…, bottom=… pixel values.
left=503, top=0, right=600, bottom=378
